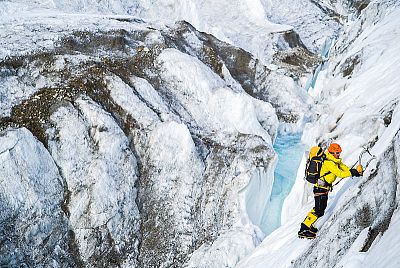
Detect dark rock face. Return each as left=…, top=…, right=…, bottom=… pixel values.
left=335, top=0, right=371, bottom=16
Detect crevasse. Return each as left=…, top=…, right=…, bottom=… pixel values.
left=260, top=132, right=305, bottom=235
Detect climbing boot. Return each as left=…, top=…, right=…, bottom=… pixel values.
left=309, top=225, right=318, bottom=233
left=299, top=222, right=318, bottom=233
left=303, top=211, right=318, bottom=228
left=298, top=229, right=316, bottom=239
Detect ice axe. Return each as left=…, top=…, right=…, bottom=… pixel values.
left=332, top=146, right=376, bottom=188
left=356, top=146, right=377, bottom=172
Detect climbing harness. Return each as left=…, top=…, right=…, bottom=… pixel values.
left=314, top=191, right=329, bottom=197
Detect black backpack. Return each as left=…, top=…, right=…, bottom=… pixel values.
left=305, top=146, right=325, bottom=184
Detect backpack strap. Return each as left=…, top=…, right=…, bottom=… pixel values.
left=316, top=157, right=332, bottom=187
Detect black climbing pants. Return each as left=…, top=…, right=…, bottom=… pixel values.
left=313, top=187, right=329, bottom=217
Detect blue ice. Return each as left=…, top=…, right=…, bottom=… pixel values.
left=260, top=133, right=304, bottom=235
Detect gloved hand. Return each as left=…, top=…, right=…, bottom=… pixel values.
left=350, top=168, right=361, bottom=177
left=356, top=164, right=363, bottom=175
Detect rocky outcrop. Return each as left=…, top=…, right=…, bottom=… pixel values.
left=0, top=15, right=289, bottom=267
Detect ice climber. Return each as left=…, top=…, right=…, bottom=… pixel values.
left=298, top=143, right=363, bottom=239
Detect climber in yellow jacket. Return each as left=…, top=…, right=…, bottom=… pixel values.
left=298, top=143, right=363, bottom=239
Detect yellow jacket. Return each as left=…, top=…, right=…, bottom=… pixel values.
left=315, top=152, right=352, bottom=189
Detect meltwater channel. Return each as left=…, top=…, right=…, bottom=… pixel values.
left=260, top=133, right=305, bottom=235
